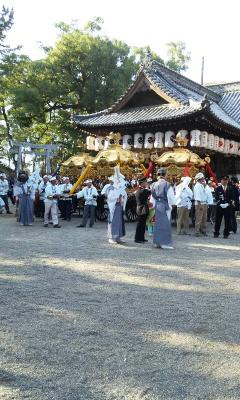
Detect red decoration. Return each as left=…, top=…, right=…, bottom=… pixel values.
left=205, top=162, right=218, bottom=185
left=184, top=161, right=191, bottom=176
left=144, top=161, right=154, bottom=177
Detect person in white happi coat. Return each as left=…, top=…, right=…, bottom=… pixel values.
left=0, top=196, right=6, bottom=213
left=101, top=177, right=114, bottom=197
left=0, top=173, right=12, bottom=214
left=14, top=172, right=35, bottom=225
left=106, top=166, right=127, bottom=244
left=44, top=176, right=61, bottom=228
left=175, top=176, right=193, bottom=235
left=38, top=175, right=50, bottom=218
left=193, top=173, right=208, bottom=236
left=76, top=179, right=98, bottom=228
left=60, top=177, right=73, bottom=221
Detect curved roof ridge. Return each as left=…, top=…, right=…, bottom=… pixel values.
left=150, top=60, right=220, bottom=102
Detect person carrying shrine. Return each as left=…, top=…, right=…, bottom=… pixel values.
left=175, top=176, right=193, bottom=235
left=76, top=179, right=98, bottom=228
left=134, top=177, right=151, bottom=243
left=44, top=176, right=61, bottom=228
left=214, top=175, right=235, bottom=238
left=150, top=168, right=175, bottom=249
left=14, top=171, right=35, bottom=226
left=106, top=166, right=127, bottom=244
left=60, top=177, right=73, bottom=221
left=193, top=172, right=208, bottom=237
left=0, top=173, right=12, bottom=214
left=101, top=177, right=114, bottom=197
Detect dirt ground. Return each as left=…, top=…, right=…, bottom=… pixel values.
left=0, top=213, right=239, bottom=400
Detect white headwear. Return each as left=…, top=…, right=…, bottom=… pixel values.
left=0, top=173, right=6, bottom=178
left=85, top=179, right=92, bottom=184
left=110, top=166, right=126, bottom=188
left=175, top=176, right=192, bottom=205
left=195, top=172, right=204, bottom=181
left=50, top=176, right=57, bottom=182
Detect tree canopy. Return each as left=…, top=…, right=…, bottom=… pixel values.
left=0, top=15, right=191, bottom=169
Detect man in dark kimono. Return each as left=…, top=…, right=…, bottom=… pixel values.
left=134, top=177, right=151, bottom=243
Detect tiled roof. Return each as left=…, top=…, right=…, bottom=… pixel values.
left=75, top=60, right=240, bottom=132
left=144, top=61, right=220, bottom=105
left=75, top=103, right=203, bottom=128
left=210, top=102, right=240, bottom=130
left=206, top=82, right=240, bottom=124
left=206, top=81, right=240, bottom=94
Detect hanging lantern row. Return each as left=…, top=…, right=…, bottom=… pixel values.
left=86, top=130, right=240, bottom=155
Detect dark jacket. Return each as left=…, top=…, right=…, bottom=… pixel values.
left=215, top=185, right=235, bottom=206
left=135, top=188, right=151, bottom=216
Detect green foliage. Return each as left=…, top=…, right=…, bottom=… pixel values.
left=165, top=41, right=191, bottom=72
left=0, top=5, right=14, bottom=55
left=0, top=16, right=191, bottom=166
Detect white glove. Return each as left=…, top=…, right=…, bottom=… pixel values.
left=220, top=203, right=229, bottom=208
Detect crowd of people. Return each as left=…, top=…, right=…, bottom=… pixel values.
left=0, top=168, right=239, bottom=249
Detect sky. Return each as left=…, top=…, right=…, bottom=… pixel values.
left=2, top=0, right=240, bottom=84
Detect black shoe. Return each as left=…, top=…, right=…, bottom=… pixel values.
left=143, top=239, right=148, bottom=242
left=214, top=233, right=219, bottom=238
left=135, top=240, right=144, bottom=243
left=223, top=235, right=228, bottom=239
left=7, top=211, right=13, bottom=214
left=89, top=224, right=93, bottom=227
left=53, top=224, right=61, bottom=228
left=76, top=225, right=85, bottom=228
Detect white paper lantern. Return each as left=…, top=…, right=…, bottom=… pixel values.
left=218, top=138, right=224, bottom=152
left=134, top=133, right=144, bottom=149
left=190, top=130, right=201, bottom=147
left=234, top=141, right=239, bottom=155
left=165, top=131, right=175, bottom=148
left=224, top=139, right=230, bottom=154
left=214, top=136, right=219, bottom=151
left=86, top=136, right=95, bottom=150
left=229, top=140, right=235, bottom=154
left=177, top=130, right=188, bottom=139
left=95, top=136, right=105, bottom=151
left=238, top=143, right=240, bottom=156
left=154, top=132, right=164, bottom=149
left=104, top=139, right=109, bottom=149
left=200, top=131, right=208, bottom=148
left=122, top=134, right=133, bottom=150
left=144, top=132, right=155, bottom=149
left=207, top=133, right=215, bottom=150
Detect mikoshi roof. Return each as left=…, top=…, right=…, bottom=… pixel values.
left=92, top=133, right=143, bottom=165
left=74, top=58, right=240, bottom=134
left=61, top=153, right=94, bottom=167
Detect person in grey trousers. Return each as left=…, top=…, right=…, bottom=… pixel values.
left=76, top=180, right=98, bottom=228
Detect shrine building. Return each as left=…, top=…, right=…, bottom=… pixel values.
left=74, top=58, right=240, bottom=176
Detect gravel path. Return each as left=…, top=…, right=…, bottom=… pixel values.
left=0, top=213, right=239, bottom=400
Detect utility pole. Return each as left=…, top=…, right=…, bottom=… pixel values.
left=201, top=56, right=205, bottom=85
